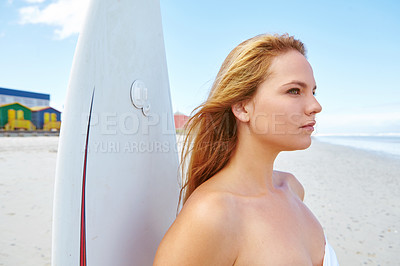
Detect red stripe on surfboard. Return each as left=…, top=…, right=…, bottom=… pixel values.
left=80, top=89, right=95, bottom=266
left=80, top=156, right=87, bottom=266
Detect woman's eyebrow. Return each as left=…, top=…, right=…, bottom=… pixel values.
left=282, top=80, right=317, bottom=90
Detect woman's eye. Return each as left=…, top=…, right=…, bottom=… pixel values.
left=288, top=88, right=300, bottom=95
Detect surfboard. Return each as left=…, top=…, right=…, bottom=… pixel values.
left=52, top=0, right=179, bottom=265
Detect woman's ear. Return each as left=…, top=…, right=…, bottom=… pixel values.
left=232, top=101, right=250, bottom=122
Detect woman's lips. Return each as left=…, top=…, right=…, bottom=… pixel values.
left=301, top=125, right=314, bottom=131
left=300, top=121, right=316, bottom=131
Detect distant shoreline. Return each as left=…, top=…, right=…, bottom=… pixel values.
left=0, top=130, right=59, bottom=137
left=313, top=135, right=400, bottom=159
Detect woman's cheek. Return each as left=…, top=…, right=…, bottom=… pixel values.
left=250, top=113, right=271, bottom=135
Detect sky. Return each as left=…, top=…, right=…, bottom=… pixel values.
left=1, top=0, right=399, bottom=135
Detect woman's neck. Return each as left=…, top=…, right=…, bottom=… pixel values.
left=223, top=129, right=281, bottom=194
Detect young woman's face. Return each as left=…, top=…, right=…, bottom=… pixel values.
left=245, top=50, right=322, bottom=151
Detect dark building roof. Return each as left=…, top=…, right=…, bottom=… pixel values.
left=0, top=87, right=50, bottom=100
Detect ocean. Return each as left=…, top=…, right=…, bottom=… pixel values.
left=313, top=135, right=400, bottom=159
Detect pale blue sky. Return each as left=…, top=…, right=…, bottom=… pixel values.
left=1, top=0, right=399, bottom=134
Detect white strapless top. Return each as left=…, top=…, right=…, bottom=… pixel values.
left=323, top=236, right=339, bottom=266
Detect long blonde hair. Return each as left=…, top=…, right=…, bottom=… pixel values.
left=180, top=33, right=306, bottom=206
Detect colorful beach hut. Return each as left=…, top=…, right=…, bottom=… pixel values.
left=31, top=106, right=61, bottom=130
left=0, top=102, right=36, bottom=130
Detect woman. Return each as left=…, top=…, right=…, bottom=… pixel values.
left=154, top=33, right=339, bottom=265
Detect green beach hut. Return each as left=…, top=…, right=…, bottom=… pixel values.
left=0, top=102, right=35, bottom=130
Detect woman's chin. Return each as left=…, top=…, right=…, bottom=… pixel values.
left=298, top=137, right=312, bottom=150
left=280, top=135, right=312, bottom=151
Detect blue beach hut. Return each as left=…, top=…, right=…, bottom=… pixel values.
left=31, top=106, right=61, bottom=130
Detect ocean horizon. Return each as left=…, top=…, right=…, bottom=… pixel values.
left=313, top=133, right=400, bottom=159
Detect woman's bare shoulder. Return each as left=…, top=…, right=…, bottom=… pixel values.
left=153, top=189, right=240, bottom=265
left=274, top=170, right=305, bottom=201
left=177, top=188, right=240, bottom=229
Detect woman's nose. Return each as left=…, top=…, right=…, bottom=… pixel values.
left=305, top=95, right=322, bottom=115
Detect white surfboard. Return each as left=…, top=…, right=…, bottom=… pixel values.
left=52, top=0, right=179, bottom=265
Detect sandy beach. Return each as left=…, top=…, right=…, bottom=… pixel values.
left=0, top=137, right=58, bottom=266
left=275, top=139, right=400, bottom=266
left=1, top=136, right=399, bottom=265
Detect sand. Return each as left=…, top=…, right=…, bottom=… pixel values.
left=1, top=136, right=399, bottom=265
left=0, top=137, right=58, bottom=266
left=275, top=139, right=400, bottom=266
